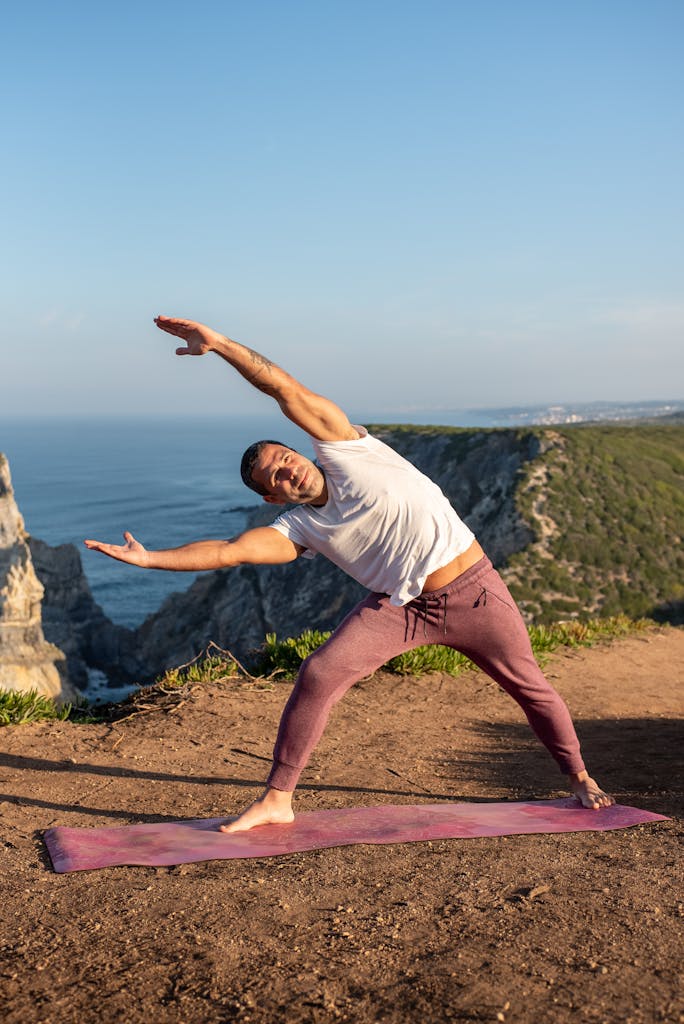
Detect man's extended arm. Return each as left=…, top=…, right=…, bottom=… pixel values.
left=154, top=316, right=359, bottom=442
left=84, top=527, right=303, bottom=571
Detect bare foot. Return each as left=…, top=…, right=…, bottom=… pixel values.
left=219, top=788, right=295, bottom=834
left=568, top=771, right=615, bottom=810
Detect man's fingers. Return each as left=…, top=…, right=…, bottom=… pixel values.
left=175, top=346, right=191, bottom=356
left=154, top=316, right=194, bottom=338
left=84, top=540, right=118, bottom=557
left=155, top=315, right=193, bottom=326
left=84, top=537, right=137, bottom=562
left=157, top=322, right=187, bottom=338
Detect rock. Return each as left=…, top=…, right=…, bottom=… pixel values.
left=134, top=554, right=367, bottom=672
left=28, top=537, right=144, bottom=689
left=132, top=428, right=540, bottom=674
left=0, top=428, right=550, bottom=690
left=0, top=454, right=76, bottom=703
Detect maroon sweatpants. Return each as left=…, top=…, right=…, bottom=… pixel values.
left=267, top=556, right=586, bottom=791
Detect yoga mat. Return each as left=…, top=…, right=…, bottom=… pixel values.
left=43, top=799, right=668, bottom=873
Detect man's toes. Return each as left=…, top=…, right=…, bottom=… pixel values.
left=587, top=791, right=614, bottom=809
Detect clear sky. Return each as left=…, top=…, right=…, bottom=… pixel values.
left=2, top=0, right=682, bottom=420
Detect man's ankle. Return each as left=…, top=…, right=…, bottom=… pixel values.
left=262, top=786, right=294, bottom=806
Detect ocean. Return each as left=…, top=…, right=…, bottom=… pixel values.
left=1, top=401, right=680, bottom=630
left=1, top=415, right=306, bottom=628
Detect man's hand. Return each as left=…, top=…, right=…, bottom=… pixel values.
left=154, top=315, right=226, bottom=356
left=84, top=531, right=149, bottom=567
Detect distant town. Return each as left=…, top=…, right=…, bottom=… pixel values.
left=480, top=400, right=684, bottom=427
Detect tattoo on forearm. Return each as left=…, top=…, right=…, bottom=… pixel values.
left=248, top=349, right=273, bottom=371
left=246, top=348, right=276, bottom=389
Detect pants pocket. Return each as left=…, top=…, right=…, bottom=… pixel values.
left=472, top=571, right=518, bottom=614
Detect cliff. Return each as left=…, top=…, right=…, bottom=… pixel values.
left=0, top=455, right=76, bottom=702
left=5, top=420, right=682, bottom=697
left=132, top=421, right=683, bottom=675
left=6, top=428, right=541, bottom=688
left=132, top=428, right=541, bottom=674
left=28, top=537, right=144, bottom=689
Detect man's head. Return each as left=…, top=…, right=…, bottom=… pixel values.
left=240, top=440, right=327, bottom=506
left=240, top=440, right=285, bottom=496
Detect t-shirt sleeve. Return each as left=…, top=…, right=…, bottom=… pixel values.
left=268, top=511, right=317, bottom=560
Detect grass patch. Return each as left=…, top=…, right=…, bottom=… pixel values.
left=0, top=689, right=92, bottom=726
left=525, top=614, right=653, bottom=664
left=254, top=630, right=334, bottom=678
left=0, top=617, right=657, bottom=726
left=254, top=615, right=656, bottom=680
left=157, top=653, right=241, bottom=689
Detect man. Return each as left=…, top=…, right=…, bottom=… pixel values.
left=85, top=315, right=614, bottom=832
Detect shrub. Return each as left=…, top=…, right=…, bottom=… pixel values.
left=0, top=689, right=91, bottom=726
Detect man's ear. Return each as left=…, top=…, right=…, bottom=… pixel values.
left=263, top=494, right=284, bottom=505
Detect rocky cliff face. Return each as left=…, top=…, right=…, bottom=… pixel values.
left=28, top=537, right=143, bottom=689
left=0, top=455, right=76, bottom=702
left=1, top=427, right=547, bottom=693
left=6, top=423, right=680, bottom=696
left=131, top=427, right=540, bottom=674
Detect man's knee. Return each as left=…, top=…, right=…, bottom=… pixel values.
left=295, top=641, right=370, bottom=701
left=296, top=644, right=345, bottom=691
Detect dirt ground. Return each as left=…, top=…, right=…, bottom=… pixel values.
left=1, top=626, right=682, bottom=1024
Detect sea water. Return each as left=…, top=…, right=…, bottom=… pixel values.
left=0, top=415, right=306, bottom=628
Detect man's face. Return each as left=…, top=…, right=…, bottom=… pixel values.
left=252, top=444, right=327, bottom=506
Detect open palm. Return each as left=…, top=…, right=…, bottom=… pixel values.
left=83, top=531, right=149, bottom=567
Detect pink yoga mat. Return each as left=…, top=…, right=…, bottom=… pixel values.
left=43, top=799, right=668, bottom=873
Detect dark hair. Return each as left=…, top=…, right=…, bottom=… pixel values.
left=240, top=440, right=294, bottom=496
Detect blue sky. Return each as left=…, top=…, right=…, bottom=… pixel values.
left=2, top=0, right=682, bottom=419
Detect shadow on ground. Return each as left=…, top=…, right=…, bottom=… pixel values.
left=438, top=717, right=683, bottom=816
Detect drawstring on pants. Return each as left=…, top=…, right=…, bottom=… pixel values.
left=409, top=592, right=448, bottom=639
left=407, top=584, right=488, bottom=641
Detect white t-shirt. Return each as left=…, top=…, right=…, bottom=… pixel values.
left=269, top=427, right=475, bottom=606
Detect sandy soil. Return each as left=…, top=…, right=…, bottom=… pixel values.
left=1, top=626, right=682, bottom=1024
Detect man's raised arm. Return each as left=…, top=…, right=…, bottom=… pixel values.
left=84, top=527, right=304, bottom=571
left=154, top=316, right=359, bottom=442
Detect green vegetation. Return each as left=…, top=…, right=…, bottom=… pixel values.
left=0, top=648, right=241, bottom=726
left=0, top=689, right=92, bottom=726
left=506, top=423, right=684, bottom=623
left=2, top=421, right=680, bottom=725
left=255, top=629, right=334, bottom=677
left=0, top=616, right=659, bottom=725
left=155, top=652, right=240, bottom=689
left=253, top=615, right=653, bottom=680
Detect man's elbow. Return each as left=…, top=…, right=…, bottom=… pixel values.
left=216, top=540, right=243, bottom=569
left=274, top=376, right=306, bottom=410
